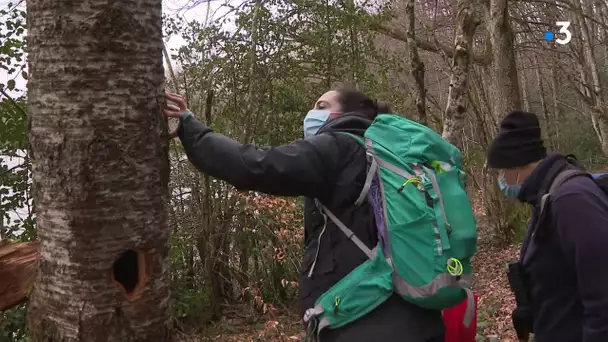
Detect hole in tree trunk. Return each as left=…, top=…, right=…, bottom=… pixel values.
left=111, top=249, right=148, bottom=301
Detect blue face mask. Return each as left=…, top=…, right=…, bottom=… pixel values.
left=303, top=109, right=331, bottom=138
left=498, top=175, right=521, bottom=198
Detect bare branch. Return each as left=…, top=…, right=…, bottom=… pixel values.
left=375, top=24, right=488, bottom=65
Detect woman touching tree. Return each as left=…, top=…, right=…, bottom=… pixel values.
left=164, top=90, right=446, bottom=342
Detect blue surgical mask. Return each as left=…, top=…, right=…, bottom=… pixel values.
left=498, top=175, right=521, bottom=198
left=303, top=109, right=331, bottom=138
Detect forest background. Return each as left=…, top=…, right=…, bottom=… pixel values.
left=1, top=0, right=607, bottom=340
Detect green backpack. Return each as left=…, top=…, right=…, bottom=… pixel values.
left=303, top=114, right=478, bottom=339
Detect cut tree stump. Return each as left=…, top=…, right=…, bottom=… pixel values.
left=0, top=240, right=39, bottom=311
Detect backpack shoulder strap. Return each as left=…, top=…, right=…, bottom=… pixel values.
left=338, top=132, right=378, bottom=206
left=548, top=169, right=590, bottom=194
left=536, top=157, right=568, bottom=202
left=313, top=200, right=376, bottom=260
left=537, top=169, right=591, bottom=235
left=358, top=138, right=378, bottom=203
left=592, top=174, right=608, bottom=196
left=520, top=160, right=589, bottom=261
left=535, top=155, right=586, bottom=218
left=538, top=169, right=590, bottom=221
left=522, top=161, right=589, bottom=264
left=339, top=132, right=365, bottom=145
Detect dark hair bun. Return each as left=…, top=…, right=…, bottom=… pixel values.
left=334, top=88, right=393, bottom=120
left=374, top=100, right=391, bottom=114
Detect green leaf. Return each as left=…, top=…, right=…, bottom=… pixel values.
left=7, top=79, right=15, bottom=90
left=21, top=71, right=27, bottom=80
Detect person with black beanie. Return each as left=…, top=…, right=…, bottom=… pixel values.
left=487, top=111, right=547, bottom=170
left=486, top=110, right=608, bottom=342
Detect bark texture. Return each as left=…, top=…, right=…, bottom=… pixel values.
left=576, top=0, right=608, bottom=156
left=529, top=55, right=550, bottom=146
left=26, top=0, right=171, bottom=341
left=404, top=0, right=427, bottom=125
left=441, top=0, right=479, bottom=147
left=487, top=0, right=521, bottom=119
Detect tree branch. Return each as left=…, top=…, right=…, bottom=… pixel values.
left=375, top=24, right=488, bottom=65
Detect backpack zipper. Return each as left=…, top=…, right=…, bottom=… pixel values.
left=432, top=222, right=443, bottom=256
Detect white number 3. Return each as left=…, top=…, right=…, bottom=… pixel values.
left=556, top=21, right=572, bottom=45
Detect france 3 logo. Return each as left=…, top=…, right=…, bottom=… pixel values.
left=544, top=21, right=572, bottom=45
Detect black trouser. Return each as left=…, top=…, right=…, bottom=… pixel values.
left=316, top=294, right=445, bottom=342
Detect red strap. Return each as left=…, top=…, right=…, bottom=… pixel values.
left=443, top=294, right=478, bottom=342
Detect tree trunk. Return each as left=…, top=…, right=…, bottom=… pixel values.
left=26, top=0, right=171, bottom=340
left=482, top=0, right=522, bottom=243
left=549, top=67, right=561, bottom=150
left=520, top=60, right=529, bottom=112
left=405, top=0, right=427, bottom=125
left=576, top=0, right=608, bottom=156
left=488, top=0, right=521, bottom=119
left=533, top=56, right=551, bottom=147
left=599, top=1, right=608, bottom=74
left=441, top=0, right=480, bottom=147
left=543, top=2, right=562, bottom=149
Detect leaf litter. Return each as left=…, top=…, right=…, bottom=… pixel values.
left=179, top=241, right=522, bottom=341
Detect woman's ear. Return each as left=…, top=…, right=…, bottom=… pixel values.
left=328, top=112, right=342, bottom=120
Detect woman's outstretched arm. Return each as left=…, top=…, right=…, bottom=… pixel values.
left=166, top=92, right=343, bottom=198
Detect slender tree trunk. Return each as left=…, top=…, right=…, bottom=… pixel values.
left=441, top=0, right=480, bottom=146
left=482, top=0, right=522, bottom=243
left=520, top=69, right=529, bottom=112
left=542, top=0, right=563, bottom=150
left=519, top=54, right=529, bottom=112
left=577, top=0, right=608, bottom=155
left=26, top=0, right=171, bottom=340
left=488, top=0, right=521, bottom=119
left=549, top=67, right=561, bottom=150
left=242, top=0, right=261, bottom=143
left=599, top=1, right=608, bottom=73
left=533, top=56, right=551, bottom=147
left=405, top=0, right=427, bottom=125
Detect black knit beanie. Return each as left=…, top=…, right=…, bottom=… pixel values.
left=486, top=110, right=547, bottom=169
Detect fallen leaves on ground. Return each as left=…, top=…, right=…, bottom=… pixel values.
left=185, top=241, right=522, bottom=342
left=178, top=303, right=305, bottom=342
left=473, top=242, right=521, bottom=341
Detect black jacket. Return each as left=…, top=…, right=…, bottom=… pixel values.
left=177, top=113, right=444, bottom=342
left=517, top=153, right=608, bottom=342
